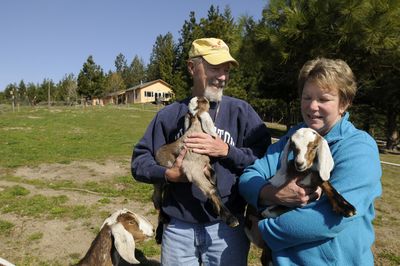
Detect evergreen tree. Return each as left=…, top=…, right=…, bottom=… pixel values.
left=114, top=53, right=128, bottom=88
left=26, top=82, right=38, bottom=106
left=4, top=83, right=18, bottom=106
left=126, top=55, right=147, bottom=87
left=147, top=33, right=176, bottom=85
left=36, top=79, right=56, bottom=104
left=115, top=53, right=128, bottom=74
left=175, top=11, right=202, bottom=99
left=18, top=80, right=28, bottom=105
left=77, top=55, right=105, bottom=100
left=174, top=5, right=242, bottom=100
left=250, top=0, right=400, bottom=143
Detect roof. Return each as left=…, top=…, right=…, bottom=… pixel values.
left=104, top=90, right=126, bottom=97
left=125, top=79, right=173, bottom=92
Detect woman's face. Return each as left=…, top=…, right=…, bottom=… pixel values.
left=301, top=80, right=347, bottom=136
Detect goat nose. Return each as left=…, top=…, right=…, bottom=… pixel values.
left=295, top=161, right=306, bottom=171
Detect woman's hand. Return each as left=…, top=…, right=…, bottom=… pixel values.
left=184, top=132, right=229, bottom=157
left=259, top=176, right=322, bottom=207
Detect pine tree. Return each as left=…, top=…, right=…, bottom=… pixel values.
left=77, top=56, right=105, bottom=100
left=126, top=55, right=147, bottom=87
left=147, top=33, right=176, bottom=85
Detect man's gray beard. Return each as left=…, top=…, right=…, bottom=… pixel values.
left=204, top=87, right=223, bottom=102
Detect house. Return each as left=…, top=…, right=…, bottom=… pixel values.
left=102, top=90, right=126, bottom=105
left=125, top=79, right=174, bottom=104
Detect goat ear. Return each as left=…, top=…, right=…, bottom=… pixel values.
left=316, top=138, right=334, bottom=181
left=184, top=113, right=190, bottom=132
left=111, top=223, right=140, bottom=264
left=188, top=96, right=198, bottom=116
left=269, top=139, right=291, bottom=187
left=199, top=112, right=217, bottom=137
left=279, top=139, right=291, bottom=171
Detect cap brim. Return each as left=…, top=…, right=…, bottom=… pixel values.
left=202, top=53, right=239, bottom=67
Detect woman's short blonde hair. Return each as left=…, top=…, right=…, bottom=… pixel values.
left=298, top=58, right=357, bottom=108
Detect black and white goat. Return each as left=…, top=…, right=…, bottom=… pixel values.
left=152, top=96, right=239, bottom=238
left=245, top=127, right=356, bottom=265
left=76, top=209, right=154, bottom=266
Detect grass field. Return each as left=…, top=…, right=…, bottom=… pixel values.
left=0, top=104, right=399, bottom=265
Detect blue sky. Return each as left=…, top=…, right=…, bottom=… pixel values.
left=0, top=0, right=268, bottom=91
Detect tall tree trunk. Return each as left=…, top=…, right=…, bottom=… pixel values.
left=386, top=106, right=399, bottom=150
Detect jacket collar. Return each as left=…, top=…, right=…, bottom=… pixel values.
left=293, top=112, right=350, bottom=144
left=324, top=112, right=350, bottom=143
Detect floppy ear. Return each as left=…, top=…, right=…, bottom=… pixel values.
left=199, top=111, right=217, bottom=137
left=184, top=113, right=191, bottom=132
left=188, top=96, right=198, bottom=116
left=279, top=139, right=291, bottom=172
left=316, top=138, right=334, bottom=181
left=111, top=223, right=139, bottom=264
left=269, top=139, right=291, bottom=187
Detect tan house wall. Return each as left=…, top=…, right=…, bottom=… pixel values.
left=126, top=80, right=174, bottom=104
left=135, top=83, right=173, bottom=103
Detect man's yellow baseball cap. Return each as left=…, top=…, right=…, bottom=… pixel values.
left=189, top=38, right=238, bottom=67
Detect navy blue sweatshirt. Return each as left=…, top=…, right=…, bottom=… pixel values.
left=132, top=96, right=271, bottom=223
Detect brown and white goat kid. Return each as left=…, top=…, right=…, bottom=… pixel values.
left=76, top=209, right=154, bottom=266
left=262, top=127, right=356, bottom=218
left=153, top=96, right=239, bottom=231
left=245, top=127, right=356, bottom=265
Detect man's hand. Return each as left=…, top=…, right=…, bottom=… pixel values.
left=184, top=132, right=229, bottom=157
left=164, top=148, right=189, bottom=183
left=259, top=176, right=322, bottom=207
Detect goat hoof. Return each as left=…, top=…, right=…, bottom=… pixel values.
left=226, top=216, right=240, bottom=228
left=342, top=207, right=357, bottom=217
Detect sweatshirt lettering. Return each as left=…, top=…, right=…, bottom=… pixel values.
left=174, top=127, right=235, bottom=146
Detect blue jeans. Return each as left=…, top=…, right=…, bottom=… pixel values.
left=161, top=217, right=250, bottom=266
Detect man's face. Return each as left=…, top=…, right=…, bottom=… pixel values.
left=191, top=58, right=230, bottom=102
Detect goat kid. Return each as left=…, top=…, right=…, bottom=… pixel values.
left=152, top=96, right=239, bottom=236
left=245, top=127, right=356, bottom=265
left=263, top=127, right=356, bottom=218
left=76, top=209, right=154, bottom=266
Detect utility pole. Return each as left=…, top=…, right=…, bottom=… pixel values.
left=48, top=82, right=51, bottom=108
left=11, top=89, right=15, bottom=112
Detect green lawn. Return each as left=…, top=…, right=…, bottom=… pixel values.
left=0, top=104, right=159, bottom=167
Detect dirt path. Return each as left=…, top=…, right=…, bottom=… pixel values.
left=0, top=159, right=160, bottom=265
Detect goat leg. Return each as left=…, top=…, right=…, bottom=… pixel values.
left=245, top=205, right=273, bottom=266
left=186, top=164, right=239, bottom=228
left=203, top=165, right=239, bottom=227
left=320, top=181, right=357, bottom=217
left=261, top=247, right=274, bottom=266
left=202, top=168, right=239, bottom=228
left=208, top=192, right=239, bottom=227
left=155, top=209, right=170, bottom=245
left=152, top=183, right=164, bottom=210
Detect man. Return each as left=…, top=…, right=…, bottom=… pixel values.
left=132, top=38, right=312, bottom=265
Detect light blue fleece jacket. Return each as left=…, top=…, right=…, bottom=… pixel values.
left=239, top=113, right=382, bottom=266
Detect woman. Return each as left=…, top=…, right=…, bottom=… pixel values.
left=239, top=58, right=382, bottom=265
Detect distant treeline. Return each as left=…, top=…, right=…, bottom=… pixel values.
left=1, top=1, right=399, bottom=149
